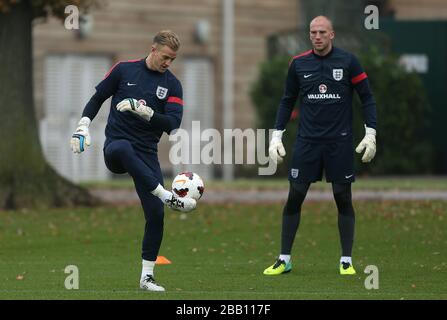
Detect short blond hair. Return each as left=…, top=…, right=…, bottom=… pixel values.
left=153, top=30, right=180, bottom=51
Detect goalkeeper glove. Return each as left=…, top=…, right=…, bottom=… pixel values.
left=70, top=117, right=91, bottom=153
left=355, top=125, right=376, bottom=163
left=116, top=98, right=154, bottom=121
left=269, top=129, right=286, bottom=164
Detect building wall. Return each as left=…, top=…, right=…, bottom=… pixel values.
left=233, top=0, right=298, bottom=129
left=33, top=0, right=298, bottom=176
left=391, top=0, right=447, bottom=20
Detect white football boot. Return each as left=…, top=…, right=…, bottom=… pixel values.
left=140, top=274, right=165, bottom=292
left=165, top=194, right=196, bottom=213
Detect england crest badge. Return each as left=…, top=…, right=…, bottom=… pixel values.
left=291, top=168, right=299, bottom=179
left=333, top=69, right=343, bottom=81
left=156, top=86, right=168, bottom=99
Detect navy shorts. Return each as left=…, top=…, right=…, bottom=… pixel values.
left=288, top=138, right=355, bottom=183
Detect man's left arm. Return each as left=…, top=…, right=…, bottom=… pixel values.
left=350, top=54, right=377, bottom=162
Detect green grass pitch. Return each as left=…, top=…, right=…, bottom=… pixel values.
left=0, top=201, right=446, bottom=299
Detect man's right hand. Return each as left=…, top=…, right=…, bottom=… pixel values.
left=70, top=117, right=91, bottom=153
left=116, top=98, right=154, bottom=122
left=269, top=129, right=286, bottom=164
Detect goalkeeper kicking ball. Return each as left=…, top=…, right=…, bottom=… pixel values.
left=172, top=172, right=205, bottom=201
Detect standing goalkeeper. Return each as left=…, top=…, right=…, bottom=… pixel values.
left=264, top=16, right=377, bottom=276
left=70, top=30, right=196, bottom=292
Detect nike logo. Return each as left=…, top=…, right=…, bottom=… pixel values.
left=345, top=174, right=354, bottom=179
left=127, top=82, right=137, bottom=86
left=304, top=74, right=312, bottom=78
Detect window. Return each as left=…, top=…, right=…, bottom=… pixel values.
left=41, top=55, right=111, bottom=182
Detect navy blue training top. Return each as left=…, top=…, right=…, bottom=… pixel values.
left=82, top=58, right=183, bottom=154
left=275, top=47, right=377, bottom=142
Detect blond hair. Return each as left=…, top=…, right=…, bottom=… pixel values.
left=153, top=30, right=180, bottom=51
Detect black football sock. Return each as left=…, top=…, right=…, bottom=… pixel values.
left=281, top=182, right=310, bottom=255
left=333, top=183, right=355, bottom=257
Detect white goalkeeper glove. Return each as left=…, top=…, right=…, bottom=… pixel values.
left=269, top=129, right=286, bottom=164
left=70, top=117, right=91, bottom=153
left=355, top=125, right=376, bottom=163
left=116, top=98, right=154, bottom=121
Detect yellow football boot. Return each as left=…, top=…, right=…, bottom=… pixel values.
left=263, top=259, right=292, bottom=275
left=340, top=262, right=356, bottom=275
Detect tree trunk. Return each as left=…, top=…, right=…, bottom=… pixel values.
left=0, top=1, right=100, bottom=210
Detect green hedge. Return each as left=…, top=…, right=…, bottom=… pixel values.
left=250, top=48, right=433, bottom=176
left=250, top=56, right=297, bottom=177
left=353, top=48, right=433, bottom=174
